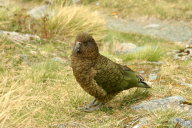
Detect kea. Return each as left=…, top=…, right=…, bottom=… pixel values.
left=71, top=32, right=150, bottom=112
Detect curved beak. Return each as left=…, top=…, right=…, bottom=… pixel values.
left=74, top=42, right=81, bottom=53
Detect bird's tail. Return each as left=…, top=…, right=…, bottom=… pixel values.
left=137, top=81, right=151, bottom=88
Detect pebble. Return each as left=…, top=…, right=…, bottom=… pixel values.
left=180, top=82, right=192, bottom=87
left=171, top=118, right=192, bottom=128
left=131, top=96, right=186, bottom=111
left=148, top=73, right=157, bottom=81
left=115, top=43, right=137, bottom=54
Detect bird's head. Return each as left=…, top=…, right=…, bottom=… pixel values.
left=72, top=32, right=99, bottom=59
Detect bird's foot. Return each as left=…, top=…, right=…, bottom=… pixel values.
left=78, top=99, right=104, bottom=112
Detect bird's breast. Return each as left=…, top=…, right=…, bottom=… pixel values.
left=71, top=56, right=95, bottom=85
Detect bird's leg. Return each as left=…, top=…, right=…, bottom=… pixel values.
left=81, top=100, right=104, bottom=112
left=77, top=99, right=96, bottom=110
left=78, top=99, right=104, bottom=112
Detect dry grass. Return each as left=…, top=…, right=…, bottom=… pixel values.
left=47, top=6, right=106, bottom=41
left=0, top=1, right=192, bottom=128
left=0, top=3, right=106, bottom=41
left=1, top=33, right=192, bottom=127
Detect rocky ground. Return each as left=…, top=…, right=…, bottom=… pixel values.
left=107, top=17, right=192, bottom=42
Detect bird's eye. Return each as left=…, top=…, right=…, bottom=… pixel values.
left=84, top=42, right=88, bottom=46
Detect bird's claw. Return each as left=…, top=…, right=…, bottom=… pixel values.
left=78, top=99, right=104, bottom=112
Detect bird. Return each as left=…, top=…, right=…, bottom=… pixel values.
left=71, top=32, right=151, bottom=112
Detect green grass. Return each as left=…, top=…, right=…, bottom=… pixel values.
left=122, top=46, right=164, bottom=62
left=104, top=30, right=168, bottom=46
left=102, top=30, right=175, bottom=62
left=98, top=0, right=192, bottom=20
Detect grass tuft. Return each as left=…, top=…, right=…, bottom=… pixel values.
left=47, top=6, right=106, bottom=41
left=122, top=46, right=163, bottom=62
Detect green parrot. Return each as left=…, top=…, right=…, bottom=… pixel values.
left=71, top=32, right=150, bottom=112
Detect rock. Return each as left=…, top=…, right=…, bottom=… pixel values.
left=148, top=73, right=157, bottom=81
left=138, top=71, right=145, bottom=74
left=144, top=24, right=160, bottom=29
left=131, top=96, right=186, bottom=111
left=114, top=43, right=137, bottom=54
left=52, top=124, right=66, bottom=128
left=180, top=82, right=192, bottom=87
left=189, top=109, right=192, bottom=117
left=125, top=118, right=148, bottom=128
left=171, top=118, right=192, bottom=128
left=27, top=5, right=50, bottom=19
left=146, top=61, right=163, bottom=65
left=72, top=0, right=81, bottom=4
left=96, top=2, right=100, bottom=6
left=51, top=57, right=66, bottom=64
left=0, top=1, right=6, bottom=7
left=0, top=30, right=40, bottom=42
left=19, top=54, right=31, bottom=65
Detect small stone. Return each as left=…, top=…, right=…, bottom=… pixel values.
left=114, top=43, right=137, bottom=54
left=181, top=56, right=190, bottom=60
left=171, top=118, right=192, bottom=128
left=174, top=54, right=181, bottom=60
left=0, top=30, right=40, bottom=42
left=148, top=73, right=157, bottom=81
left=19, top=54, right=31, bottom=65
left=178, top=52, right=188, bottom=56
left=52, top=124, right=66, bottom=128
left=138, top=71, right=145, bottom=74
left=147, top=61, right=163, bottom=65
left=72, top=0, right=81, bottom=4
left=96, top=2, right=100, bottom=6
left=144, top=24, right=160, bottom=29
left=180, top=82, right=192, bottom=87
left=27, top=5, right=51, bottom=19
left=52, top=57, right=66, bottom=64
left=30, top=50, right=37, bottom=55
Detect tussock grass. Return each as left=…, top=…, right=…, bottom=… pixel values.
left=0, top=4, right=106, bottom=41
left=123, top=46, right=164, bottom=62
left=47, top=6, right=106, bottom=41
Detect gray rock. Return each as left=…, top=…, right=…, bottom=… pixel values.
left=148, top=73, right=157, bottom=81
left=0, top=1, right=6, bottom=7
left=180, top=82, right=192, bottom=87
left=138, top=71, right=145, bottom=74
left=27, top=5, right=50, bottom=19
left=144, top=24, right=160, bottom=29
left=72, top=0, right=81, bottom=4
left=19, top=54, right=31, bottom=66
left=52, top=57, right=66, bottom=64
left=107, top=17, right=192, bottom=42
left=125, top=118, right=148, bottom=128
left=0, top=30, right=40, bottom=42
left=172, top=118, right=192, bottom=128
left=52, top=124, right=66, bottom=128
left=96, top=2, right=100, bottom=6
left=131, top=96, right=186, bottom=111
left=115, top=43, right=137, bottom=54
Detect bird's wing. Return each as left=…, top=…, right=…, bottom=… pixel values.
left=93, top=56, right=140, bottom=93
left=120, top=65, right=145, bottom=82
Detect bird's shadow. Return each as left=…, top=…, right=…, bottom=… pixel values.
left=119, top=88, right=151, bottom=108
